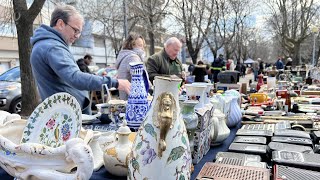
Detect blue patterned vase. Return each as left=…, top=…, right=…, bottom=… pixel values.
left=126, top=62, right=149, bottom=130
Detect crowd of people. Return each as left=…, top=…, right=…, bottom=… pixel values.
left=30, top=3, right=188, bottom=115
left=29, top=4, right=298, bottom=115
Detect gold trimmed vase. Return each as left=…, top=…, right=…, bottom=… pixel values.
left=128, top=76, right=192, bottom=180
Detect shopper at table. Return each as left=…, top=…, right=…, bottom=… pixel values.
left=146, top=37, right=185, bottom=83
left=192, top=60, right=207, bottom=82
left=115, top=33, right=147, bottom=100
left=211, top=54, right=225, bottom=83
left=30, top=4, right=130, bottom=114
left=275, top=57, right=284, bottom=70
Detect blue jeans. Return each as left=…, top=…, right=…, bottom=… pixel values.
left=254, top=70, right=258, bottom=81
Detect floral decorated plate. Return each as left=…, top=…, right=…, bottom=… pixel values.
left=21, top=92, right=82, bottom=148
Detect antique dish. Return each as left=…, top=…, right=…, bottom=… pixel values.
left=82, top=113, right=101, bottom=124
left=21, top=92, right=82, bottom=148
left=0, top=119, right=94, bottom=180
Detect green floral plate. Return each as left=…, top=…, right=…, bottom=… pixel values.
left=21, top=92, right=82, bottom=148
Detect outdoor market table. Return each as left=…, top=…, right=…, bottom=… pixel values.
left=0, top=122, right=241, bottom=180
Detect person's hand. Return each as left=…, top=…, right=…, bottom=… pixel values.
left=181, top=71, right=186, bottom=79
left=117, top=79, right=131, bottom=94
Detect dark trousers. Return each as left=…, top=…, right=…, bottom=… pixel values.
left=213, top=70, right=220, bottom=83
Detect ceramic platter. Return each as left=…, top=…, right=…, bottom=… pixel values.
left=82, top=114, right=99, bottom=124
left=21, top=92, right=82, bottom=148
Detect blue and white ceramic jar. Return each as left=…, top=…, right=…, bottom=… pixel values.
left=126, top=62, right=149, bottom=130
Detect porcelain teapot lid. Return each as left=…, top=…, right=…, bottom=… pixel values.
left=117, top=120, right=131, bottom=135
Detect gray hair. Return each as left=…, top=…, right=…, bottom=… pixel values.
left=164, top=37, right=182, bottom=48
left=50, top=4, right=84, bottom=27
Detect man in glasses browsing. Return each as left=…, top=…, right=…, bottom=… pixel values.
left=30, top=4, right=131, bottom=115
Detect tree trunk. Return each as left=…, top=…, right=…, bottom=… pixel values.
left=148, top=30, right=155, bottom=55
left=15, top=22, right=40, bottom=116
left=293, top=42, right=300, bottom=66
left=13, top=0, right=45, bottom=116
left=185, top=39, right=198, bottom=64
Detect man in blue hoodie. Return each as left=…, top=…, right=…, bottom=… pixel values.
left=30, top=4, right=130, bottom=114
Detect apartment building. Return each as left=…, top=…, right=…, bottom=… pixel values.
left=0, top=0, right=167, bottom=73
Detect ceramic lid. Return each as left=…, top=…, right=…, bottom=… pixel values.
left=155, top=76, right=182, bottom=82
left=129, top=61, right=143, bottom=66
left=108, top=100, right=127, bottom=105
left=183, top=100, right=199, bottom=105
left=117, top=120, right=131, bottom=135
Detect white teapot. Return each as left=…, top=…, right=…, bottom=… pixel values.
left=103, top=120, right=132, bottom=176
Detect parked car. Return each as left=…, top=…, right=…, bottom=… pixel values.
left=95, top=67, right=118, bottom=78
left=0, top=66, right=21, bottom=113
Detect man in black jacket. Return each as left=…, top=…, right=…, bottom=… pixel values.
left=77, top=54, right=92, bottom=73
left=211, top=54, right=225, bottom=83
left=146, top=37, right=184, bottom=83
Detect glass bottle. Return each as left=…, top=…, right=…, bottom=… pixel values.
left=285, top=92, right=291, bottom=112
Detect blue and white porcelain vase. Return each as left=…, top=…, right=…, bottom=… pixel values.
left=224, top=90, right=242, bottom=127
left=128, top=76, right=192, bottom=180
left=126, top=62, right=149, bottom=130
left=226, top=97, right=242, bottom=127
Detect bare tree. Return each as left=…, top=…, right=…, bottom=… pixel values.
left=0, top=0, right=46, bottom=115
left=265, top=0, right=320, bottom=65
left=78, top=0, right=141, bottom=59
left=201, top=0, right=253, bottom=63
left=129, top=0, right=169, bottom=55
left=172, top=0, right=252, bottom=64
left=79, top=0, right=123, bottom=58
left=172, top=0, right=215, bottom=64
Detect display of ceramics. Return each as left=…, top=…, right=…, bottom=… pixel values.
left=87, top=130, right=105, bottom=171
left=82, top=113, right=100, bottom=124
left=108, top=100, right=127, bottom=127
left=225, top=89, right=241, bottom=105
left=0, top=111, right=20, bottom=125
left=185, top=83, right=207, bottom=109
left=128, top=76, right=192, bottom=180
left=126, top=62, right=149, bottom=130
left=226, top=97, right=242, bottom=127
left=98, top=131, right=116, bottom=151
left=192, top=82, right=213, bottom=105
left=0, top=110, right=10, bottom=125
left=95, top=103, right=110, bottom=114
left=0, top=119, right=94, bottom=179
left=223, top=90, right=242, bottom=127
left=103, top=120, right=132, bottom=176
left=21, top=92, right=82, bottom=148
left=215, top=94, right=232, bottom=123
left=210, top=95, right=222, bottom=112
left=181, top=100, right=199, bottom=153
left=209, top=116, right=219, bottom=144
left=211, top=109, right=230, bottom=145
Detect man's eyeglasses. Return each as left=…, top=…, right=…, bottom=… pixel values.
left=65, top=22, right=81, bottom=35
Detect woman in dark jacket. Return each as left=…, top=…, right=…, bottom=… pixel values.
left=192, top=60, right=207, bottom=82
left=285, top=58, right=292, bottom=70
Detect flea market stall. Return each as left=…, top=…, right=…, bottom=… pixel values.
left=1, top=64, right=320, bottom=180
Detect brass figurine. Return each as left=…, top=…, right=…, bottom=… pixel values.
left=153, top=92, right=177, bottom=157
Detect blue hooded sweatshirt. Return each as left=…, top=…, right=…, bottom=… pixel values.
left=30, top=24, right=118, bottom=112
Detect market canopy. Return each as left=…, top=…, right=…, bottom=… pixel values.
left=244, top=58, right=255, bottom=64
